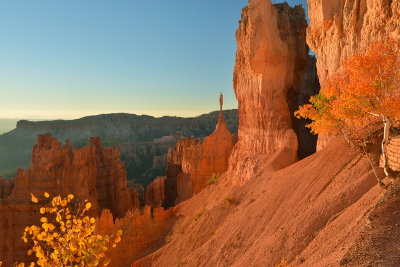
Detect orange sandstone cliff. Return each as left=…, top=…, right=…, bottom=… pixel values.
left=307, top=0, right=400, bottom=150
left=228, top=0, right=309, bottom=184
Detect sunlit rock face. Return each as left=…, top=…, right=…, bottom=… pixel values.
left=307, top=0, right=400, bottom=150
left=161, top=97, right=236, bottom=205
left=178, top=105, right=235, bottom=202
left=96, top=207, right=175, bottom=267
left=228, top=0, right=308, bottom=184
left=0, top=134, right=133, bottom=265
left=10, top=134, right=133, bottom=218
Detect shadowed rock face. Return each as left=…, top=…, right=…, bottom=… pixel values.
left=293, top=55, right=321, bottom=159
left=307, top=0, right=400, bottom=150
left=0, top=134, right=133, bottom=265
left=228, top=0, right=309, bottom=184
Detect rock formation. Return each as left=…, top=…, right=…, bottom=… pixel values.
left=163, top=138, right=200, bottom=208
left=162, top=95, right=236, bottom=205
left=293, top=55, right=320, bottom=159
left=178, top=98, right=235, bottom=202
left=0, top=176, right=13, bottom=200
left=0, top=134, right=133, bottom=265
left=130, top=188, right=140, bottom=209
left=228, top=0, right=309, bottom=184
left=127, top=181, right=145, bottom=205
left=96, top=207, right=175, bottom=267
left=307, top=0, right=400, bottom=150
left=0, top=110, right=239, bottom=185
left=145, top=176, right=166, bottom=209
left=9, top=134, right=133, bottom=218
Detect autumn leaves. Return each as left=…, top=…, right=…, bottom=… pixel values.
left=17, top=193, right=123, bottom=266
left=296, top=39, right=400, bottom=187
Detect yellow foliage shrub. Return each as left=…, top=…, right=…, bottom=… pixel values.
left=17, top=192, right=122, bottom=267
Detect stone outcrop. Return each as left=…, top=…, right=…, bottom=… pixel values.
left=178, top=100, right=235, bottom=202
left=0, top=134, right=133, bottom=265
left=130, top=188, right=140, bottom=209
left=145, top=176, right=166, bottom=209
left=10, top=134, right=133, bottom=218
left=162, top=95, right=236, bottom=205
left=228, top=0, right=309, bottom=184
left=307, top=0, right=400, bottom=150
left=96, top=206, right=175, bottom=267
left=127, top=181, right=145, bottom=205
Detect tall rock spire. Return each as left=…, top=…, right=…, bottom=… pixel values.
left=217, top=93, right=225, bottom=127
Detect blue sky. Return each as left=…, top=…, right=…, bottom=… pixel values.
left=0, top=0, right=308, bottom=119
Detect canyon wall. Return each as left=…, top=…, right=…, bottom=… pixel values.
left=307, top=0, right=400, bottom=150
left=228, top=0, right=309, bottom=184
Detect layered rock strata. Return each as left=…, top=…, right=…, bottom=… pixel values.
left=228, top=0, right=309, bottom=184
left=307, top=0, right=400, bottom=150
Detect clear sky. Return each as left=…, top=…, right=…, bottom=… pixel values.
left=0, top=0, right=308, bottom=120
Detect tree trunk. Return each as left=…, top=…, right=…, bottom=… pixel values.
left=381, top=115, right=391, bottom=177
left=361, top=142, right=385, bottom=189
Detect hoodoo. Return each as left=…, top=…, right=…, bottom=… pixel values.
left=228, top=0, right=309, bottom=184
left=161, top=94, right=236, bottom=205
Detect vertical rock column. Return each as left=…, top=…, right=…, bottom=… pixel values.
left=229, top=0, right=308, bottom=184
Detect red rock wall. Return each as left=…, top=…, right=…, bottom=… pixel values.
left=96, top=206, right=175, bottom=267
left=0, top=134, right=133, bottom=265
left=228, top=0, right=308, bottom=184
left=307, top=0, right=400, bottom=150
